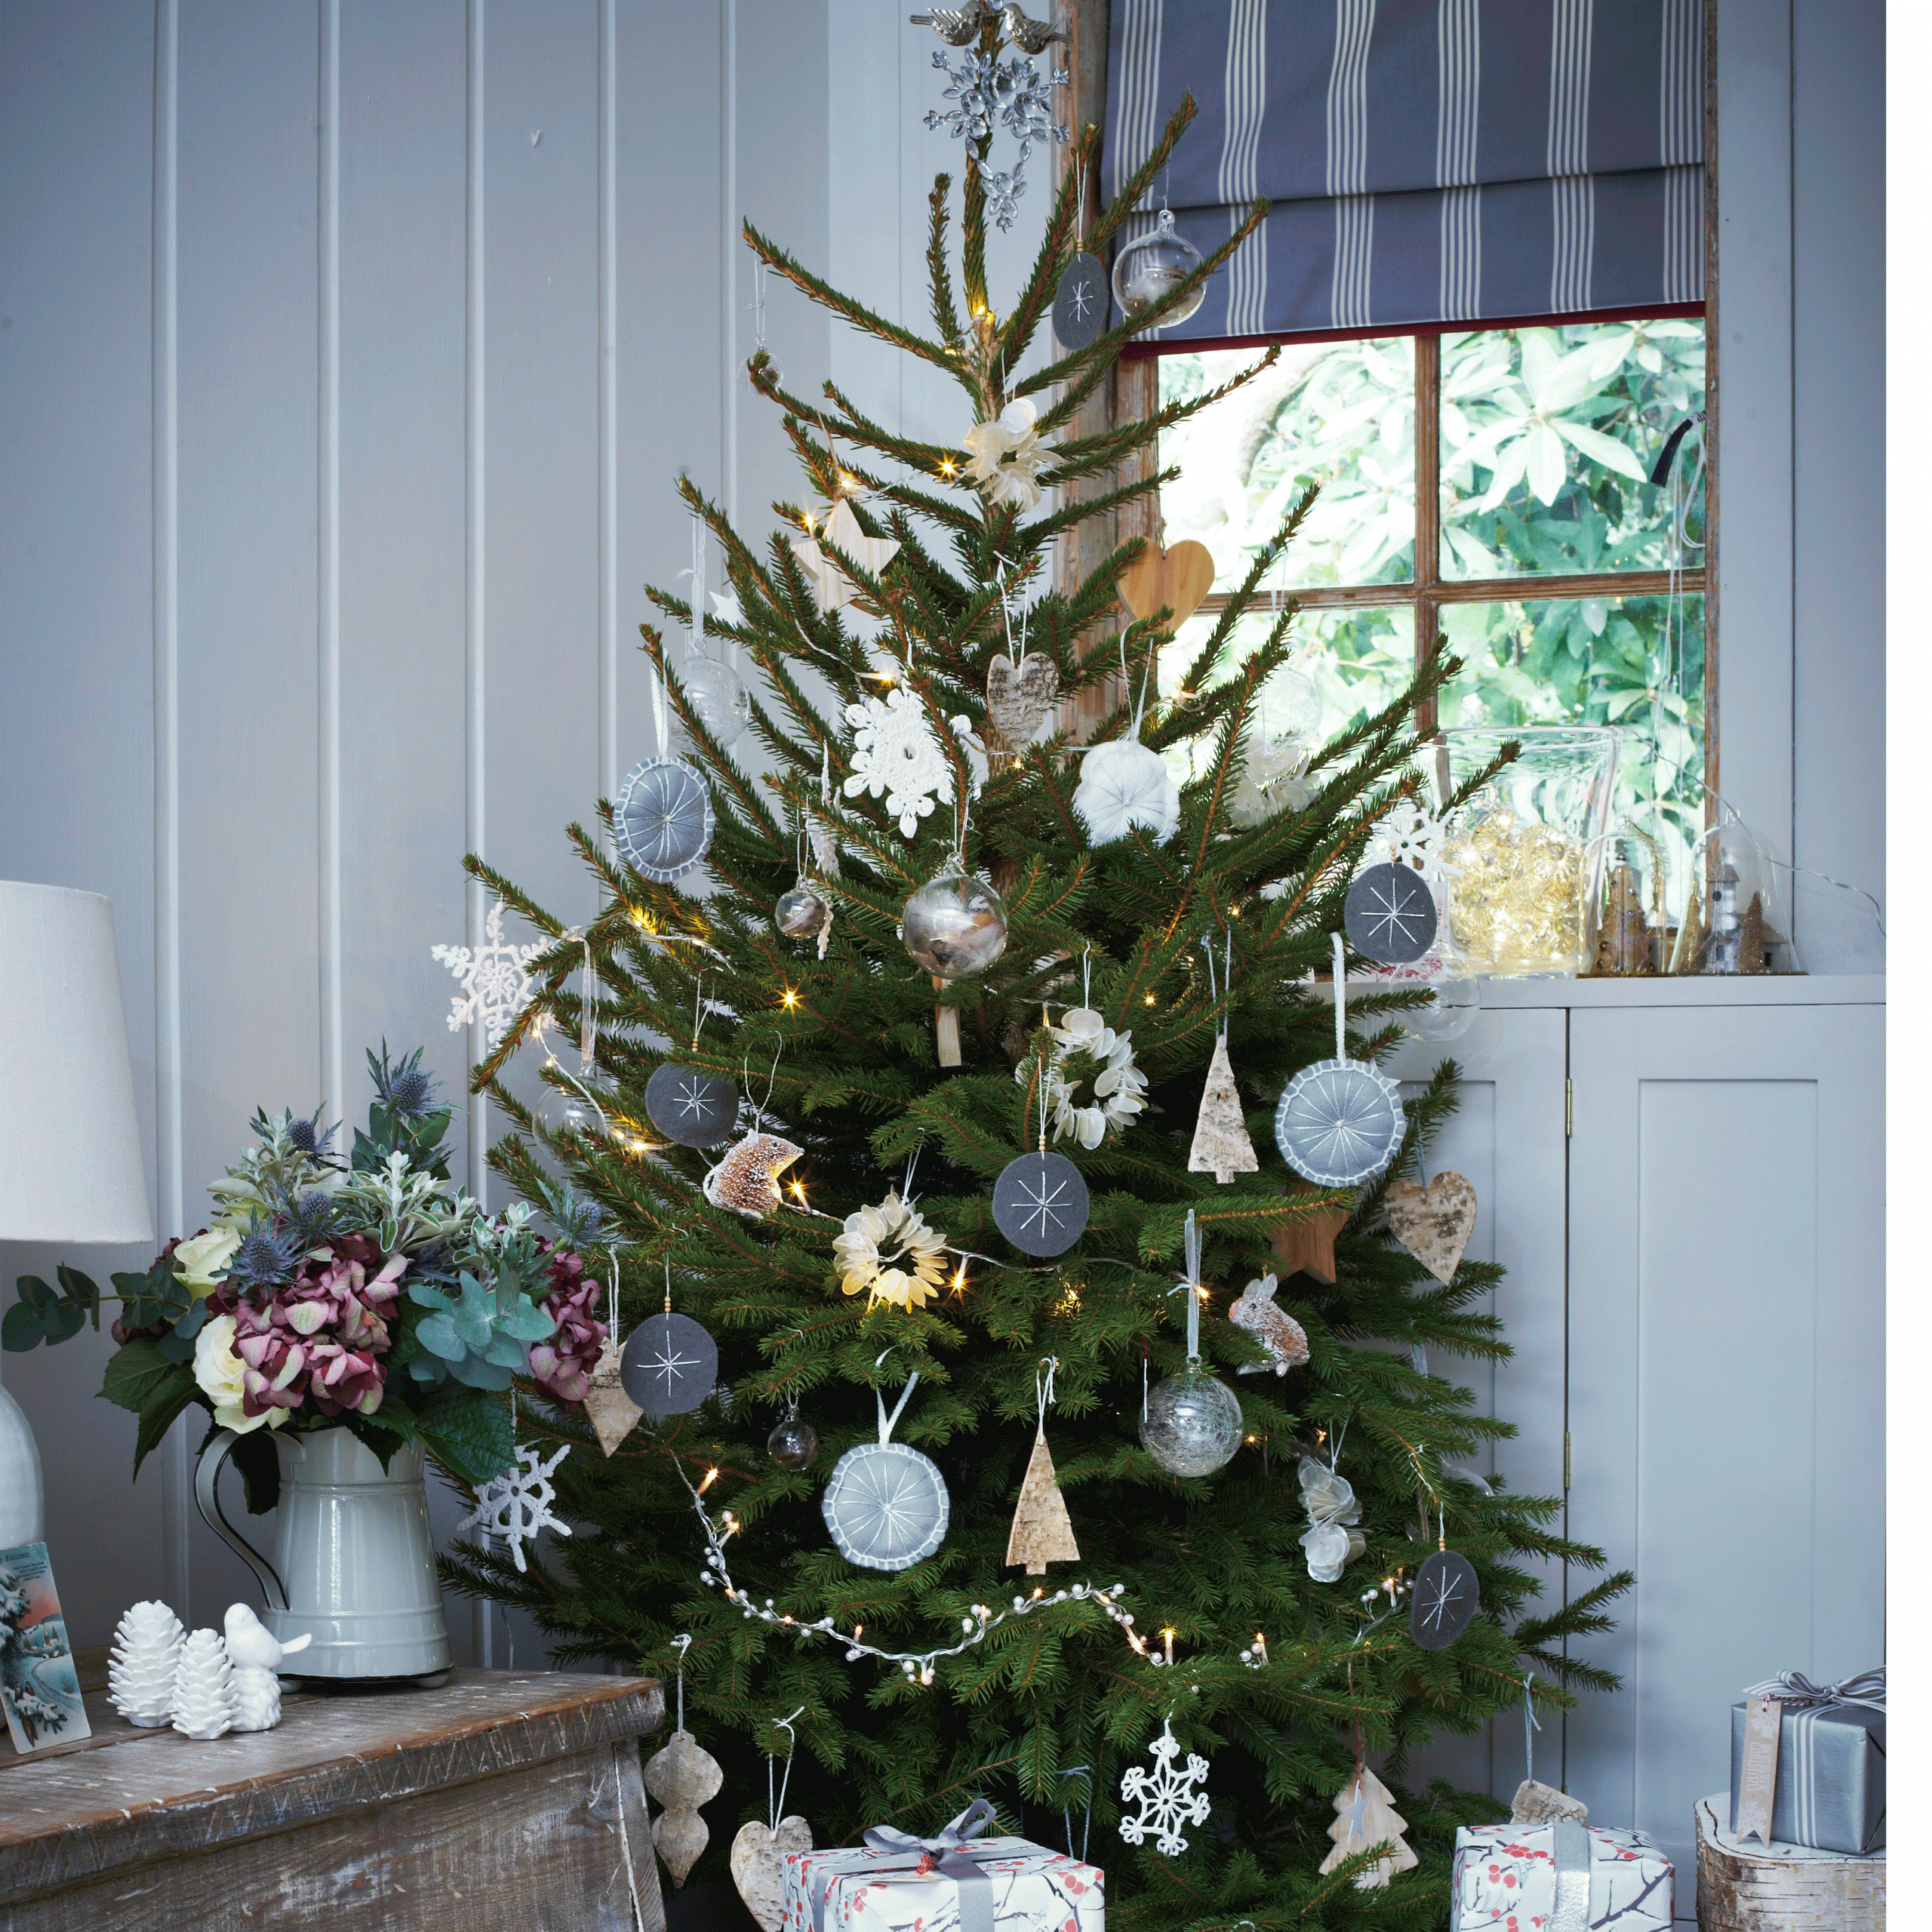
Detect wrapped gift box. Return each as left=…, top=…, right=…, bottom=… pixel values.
left=1729, top=1695, right=1885, bottom=1854
left=1452, top=1819, right=1674, bottom=1931
left=781, top=1833, right=1103, bottom=1932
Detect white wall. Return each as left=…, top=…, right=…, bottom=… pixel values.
left=0, top=0, right=828, bottom=1648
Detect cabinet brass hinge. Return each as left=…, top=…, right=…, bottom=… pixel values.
left=1564, top=1432, right=1572, bottom=1491
left=1565, top=1078, right=1573, bottom=1136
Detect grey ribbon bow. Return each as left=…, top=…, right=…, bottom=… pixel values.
left=1741, top=1666, right=1886, bottom=1714
left=1549, top=1818, right=1592, bottom=1932
left=807, top=1798, right=1001, bottom=1932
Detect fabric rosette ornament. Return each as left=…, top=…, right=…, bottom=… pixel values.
left=1031, top=1005, right=1147, bottom=1149
left=832, top=1192, right=949, bottom=1310
left=962, top=398, right=1050, bottom=511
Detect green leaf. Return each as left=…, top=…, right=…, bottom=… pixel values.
left=414, top=1383, right=515, bottom=1485
left=101, top=1337, right=195, bottom=1415
left=54, top=1265, right=102, bottom=1329
left=1, top=1300, right=45, bottom=1352
left=131, top=1377, right=201, bottom=1481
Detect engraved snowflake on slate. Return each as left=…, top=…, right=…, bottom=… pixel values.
left=432, top=900, right=543, bottom=1048
left=1118, top=1719, right=1213, bottom=1857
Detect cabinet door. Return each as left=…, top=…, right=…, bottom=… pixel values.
left=1384, top=1006, right=1567, bottom=1804
left=1564, top=1003, right=1884, bottom=1888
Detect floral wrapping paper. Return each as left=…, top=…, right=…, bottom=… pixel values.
left=1451, top=1820, right=1674, bottom=1930
left=781, top=1836, right=1105, bottom=1932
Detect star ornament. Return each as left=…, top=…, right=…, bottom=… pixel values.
left=992, top=1150, right=1091, bottom=1257
left=1344, top=862, right=1438, bottom=965
left=790, top=498, right=900, bottom=614
left=1274, top=1058, right=1406, bottom=1188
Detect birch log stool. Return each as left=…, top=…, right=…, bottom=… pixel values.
left=1695, top=1794, right=1885, bottom=1930
left=0, top=1669, right=666, bottom=1932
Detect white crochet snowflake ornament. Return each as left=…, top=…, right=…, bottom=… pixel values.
left=432, top=900, right=543, bottom=1048
left=1364, top=799, right=1443, bottom=878
left=457, top=1442, right=574, bottom=1575
left=1119, top=1718, right=1213, bottom=1857
left=843, top=688, right=978, bottom=838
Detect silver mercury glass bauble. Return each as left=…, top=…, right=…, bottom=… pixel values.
left=774, top=879, right=830, bottom=940
left=766, top=1412, right=820, bottom=1472
left=1140, top=1362, right=1242, bottom=1478
left=676, top=652, right=750, bottom=751
left=1111, top=208, right=1205, bottom=329
left=898, top=864, right=1009, bottom=980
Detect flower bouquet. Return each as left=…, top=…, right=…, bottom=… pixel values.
left=2, top=1046, right=611, bottom=1503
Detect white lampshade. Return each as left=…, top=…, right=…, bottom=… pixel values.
left=0, top=881, right=154, bottom=1244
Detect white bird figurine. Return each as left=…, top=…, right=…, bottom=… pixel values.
left=223, top=1602, right=312, bottom=1732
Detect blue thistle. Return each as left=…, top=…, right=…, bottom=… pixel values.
left=229, top=1225, right=303, bottom=1292
left=368, top=1043, right=437, bottom=1118
left=286, top=1107, right=338, bottom=1158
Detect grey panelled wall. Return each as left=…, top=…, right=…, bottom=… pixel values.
left=0, top=0, right=829, bottom=1648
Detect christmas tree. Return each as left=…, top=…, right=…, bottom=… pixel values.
left=448, top=23, right=1628, bottom=1928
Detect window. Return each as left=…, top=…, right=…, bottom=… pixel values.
left=1152, top=318, right=1708, bottom=879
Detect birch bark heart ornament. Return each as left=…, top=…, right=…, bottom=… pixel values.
left=985, top=651, right=1060, bottom=747
left=1118, top=540, right=1216, bottom=631
left=1383, top=1171, right=1478, bottom=1283
left=730, top=1815, right=813, bottom=1932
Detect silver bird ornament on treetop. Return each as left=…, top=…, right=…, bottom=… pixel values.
left=909, top=0, right=993, bottom=45
left=1001, top=5, right=1066, bottom=54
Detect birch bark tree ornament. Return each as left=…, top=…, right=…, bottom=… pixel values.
left=1273, top=935, right=1406, bottom=1187
left=730, top=1706, right=811, bottom=1932
left=1189, top=927, right=1259, bottom=1184
left=1318, top=1764, right=1418, bottom=1888
left=1511, top=1673, right=1587, bottom=1824
left=108, top=1600, right=183, bottom=1727
left=1140, top=1212, right=1243, bottom=1479
left=1005, top=1356, right=1081, bottom=1574
left=644, top=1635, right=724, bottom=1890
left=820, top=1361, right=950, bottom=1571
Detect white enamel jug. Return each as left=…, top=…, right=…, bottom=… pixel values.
left=195, top=1425, right=452, bottom=1683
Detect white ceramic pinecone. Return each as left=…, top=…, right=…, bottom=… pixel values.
left=170, top=1628, right=237, bottom=1740
left=229, top=1663, right=281, bottom=1732
left=107, top=1600, right=184, bottom=1727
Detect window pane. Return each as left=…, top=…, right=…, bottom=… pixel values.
left=1436, top=592, right=1706, bottom=894
left=1439, top=319, right=1706, bottom=580
left=1157, top=605, right=1417, bottom=783
left=1158, top=340, right=1416, bottom=592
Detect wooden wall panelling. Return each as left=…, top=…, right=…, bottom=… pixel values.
left=1564, top=1001, right=1884, bottom=1887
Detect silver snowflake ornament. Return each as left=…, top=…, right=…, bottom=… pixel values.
left=457, top=1443, right=573, bottom=1576
left=1274, top=1057, right=1406, bottom=1188
left=432, top=900, right=543, bottom=1048
left=1119, top=1718, right=1212, bottom=1857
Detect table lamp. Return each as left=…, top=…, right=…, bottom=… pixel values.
left=0, top=881, right=155, bottom=1546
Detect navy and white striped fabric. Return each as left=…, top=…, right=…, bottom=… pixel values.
left=1106, top=0, right=1705, bottom=340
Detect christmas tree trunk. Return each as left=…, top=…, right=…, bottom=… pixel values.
left=445, top=26, right=1629, bottom=1930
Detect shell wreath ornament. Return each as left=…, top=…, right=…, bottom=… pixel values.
left=1026, top=997, right=1148, bottom=1151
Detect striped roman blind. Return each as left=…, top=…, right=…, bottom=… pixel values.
left=1106, top=0, right=1705, bottom=340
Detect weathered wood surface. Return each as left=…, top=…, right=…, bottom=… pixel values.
left=0, top=1669, right=666, bottom=1932
left=1695, top=1794, right=1884, bottom=1930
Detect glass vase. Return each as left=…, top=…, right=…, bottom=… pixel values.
left=1438, top=725, right=1620, bottom=978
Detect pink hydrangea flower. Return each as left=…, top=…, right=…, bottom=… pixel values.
left=528, top=1251, right=608, bottom=1407
left=306, top=1340, right=386, bottom=1417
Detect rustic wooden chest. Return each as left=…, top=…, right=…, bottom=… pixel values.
left=0, top=1669, right=666, bottom=1932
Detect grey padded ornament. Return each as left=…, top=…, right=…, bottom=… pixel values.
left=1052, top=251, right=1109, bottom=351
left=645, top=1063, right=739, bottom=1148
left=1274, top=936, right=1406, bottom=1186
left=992, top=1150, right=1089, bottom=1257
left=820, top=1373, right=949, bottom=1572
left=620, top=1311, right=719, bottom=1420
left=614, top=755, right=715, bottom=884
left=1409, top=1547, right=1480, bottom=1651
left=1343, top=861, right=1438, bottom=964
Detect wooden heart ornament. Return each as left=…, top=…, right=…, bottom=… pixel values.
left=1383, top=1171, right=1478, bottom=1284
left=730, top=1814, right=813, bottom=1932
left=1118, top=539, right=1216, bottom=632
left=985, top=651, right=1060, bottom=747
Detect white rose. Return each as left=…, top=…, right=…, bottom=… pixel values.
left=192, top=1314, right=267, bottom=1435
left=174, top=1226, right=242, bottom=1298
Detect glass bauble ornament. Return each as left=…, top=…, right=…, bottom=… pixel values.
left=1140, top=1362, right=1242, bottom=1478
left=775, top=879, right=829, bottom=940
left=899, top=863, right=1009, bottom=979
left=766, top=1409, right=820, bottom=1472
left=1111, top=208, right=1204, bottom=329
left=675, top=651, right=749, bottom=751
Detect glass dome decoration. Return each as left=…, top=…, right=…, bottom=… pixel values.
left=1673, top=809, right=1804, bottom=976
left=1587, top=819, right=1669, bottom=976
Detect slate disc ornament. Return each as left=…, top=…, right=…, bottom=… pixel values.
left=1052, top=249, right=1109, bottom=352
left=1409, top=1546, right=1480, bottom=1651
left=1274, top=935, right=1407, bottom=1187
left=992, top=1150, right=1089, bottom=1257
left=820, top=1371, right=949, bottom=1572
left=614, top=755, right=715, bottom=884
left=645, top=1063, right=739, bottom=1148
left=620, top=1309, right=719, bottom=1421
left=1344, top=860, right=1438, bottom=965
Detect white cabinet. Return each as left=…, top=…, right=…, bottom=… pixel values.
left=1385, top=981, right=1883, bottom=1909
